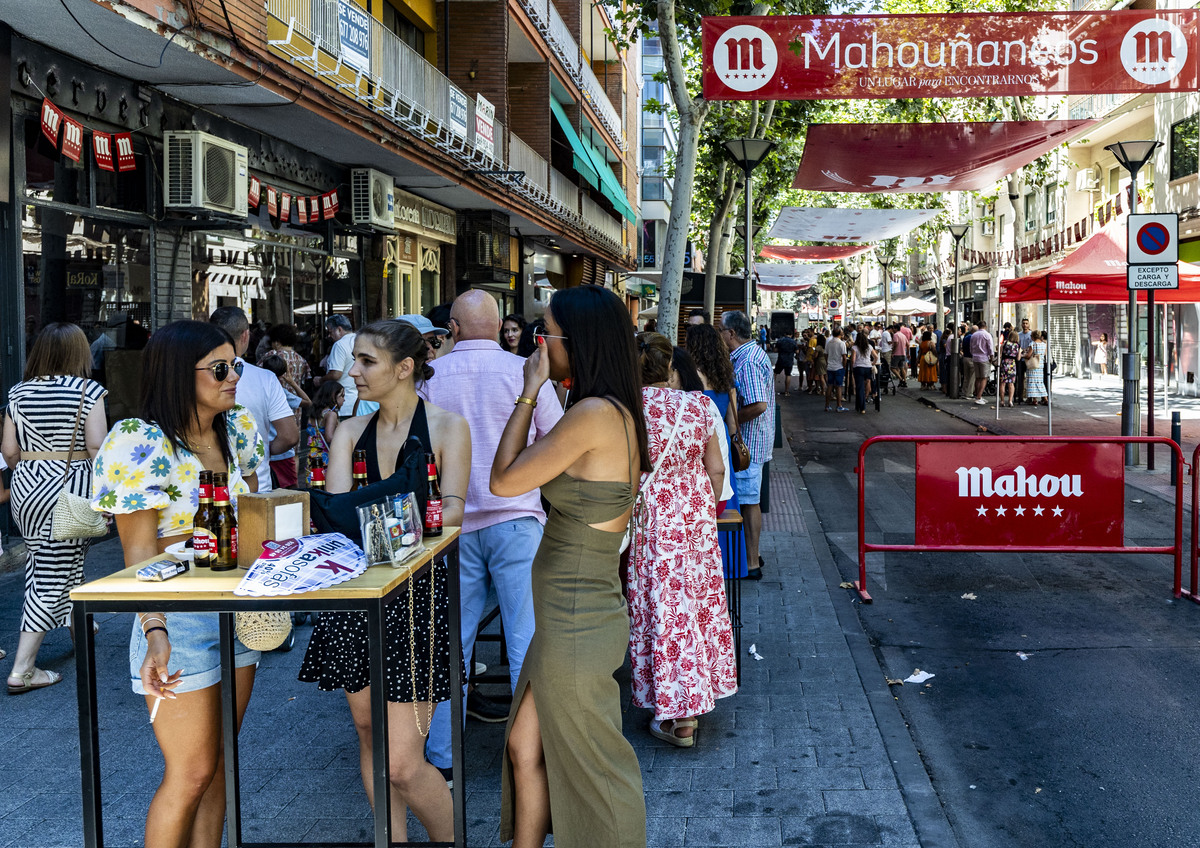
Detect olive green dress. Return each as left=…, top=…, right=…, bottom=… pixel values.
left=499, top=462, right=647, bottom=847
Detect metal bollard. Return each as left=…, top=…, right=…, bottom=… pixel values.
left=1171, top=411, right=1182, bottom=486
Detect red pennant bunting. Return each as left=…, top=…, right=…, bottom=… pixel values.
left=60, top=116, right=83, bottom=162
left=40, top=99, right=62, bottom=146
left=296, top=196, right=308, bottom=225
left=249, top=176, right=261, bottom=210
left=267, top=186, right=278, bottom=217
left=93, top=133, right=114, bottom=171
left=321, top=191, right=336, bottom=221
left=113, top=133, right=136, bottom=171
left=280, top=193, right=292, bottom=223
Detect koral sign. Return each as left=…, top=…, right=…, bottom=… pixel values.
left=914, top=441, right=1124, bottom=548
left=702, top=10, right=1196, bottom=100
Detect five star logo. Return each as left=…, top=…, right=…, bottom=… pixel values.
left=976, top=503, right=1074, bottom=519
left=712, top=25, right=778, bottom=94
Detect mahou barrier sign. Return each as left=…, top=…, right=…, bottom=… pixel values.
left=702, top=10, right=1197, bottom=100
left=914, top=441, right=1123, bottom=548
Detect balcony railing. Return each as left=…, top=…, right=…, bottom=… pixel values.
left=1068, top=91, right=1139, bottom=121
left=582, top=194, right=623, bottom=245
left=549, top=168, right=579, bottom=214
left=509, top=133, right=549, bottom=194
left=580, top=62, right=622, bottom=147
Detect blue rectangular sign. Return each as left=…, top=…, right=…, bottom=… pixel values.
left=337, top=0, right=371, bottom=75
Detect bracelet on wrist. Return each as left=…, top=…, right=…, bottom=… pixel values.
left=515, top=395, right=537, bottom=408
left=143, top=626, right=168, bottom=639
left=140, top=615, right=166, bottom=631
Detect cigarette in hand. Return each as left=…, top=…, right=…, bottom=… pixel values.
left=150, top=696, right=162, bottom=724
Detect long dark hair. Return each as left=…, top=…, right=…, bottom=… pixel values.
left=686, top=323, right=734, bottom=394
left=140, top=320, right=238, bottom=467
left=671, top=347, right=704, bottom=392
left=854, top=331, right=871, bottom=354
left=548, top=285, right=650, bottom=472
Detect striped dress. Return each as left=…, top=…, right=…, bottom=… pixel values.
left=7, top=376, right=107, bottom=632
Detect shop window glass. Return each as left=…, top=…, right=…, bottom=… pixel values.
left=1023, top=191, right=1036, bottom=231
left=95, top=154, right=150, bottom=214
left=1170, top=115, right=1199, bottom=181
left=24, top=119, right=86, bottom=206
left=1044, top=184, right=1056, bottom=224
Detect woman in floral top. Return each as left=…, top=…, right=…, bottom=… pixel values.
left=90, top=320, right=264, bottom=848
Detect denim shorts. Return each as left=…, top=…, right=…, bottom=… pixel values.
left=733, top=461, right=764, bottom=506
left=130, top=613, right=260, bottom=695
left=827, top=369, right=845, bottom=387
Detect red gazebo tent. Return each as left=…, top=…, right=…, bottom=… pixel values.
left=1000, top=223, right=1200, bottom=303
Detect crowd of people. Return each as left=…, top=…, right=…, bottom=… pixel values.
left=765, top=315, right=1056, bottom=409
left=0, top=290, right=784, bottom=848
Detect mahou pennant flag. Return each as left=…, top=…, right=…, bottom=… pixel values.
left=322, top=190, right=337, bottom=220
left=40, top=99, right=62, bottom=146
left=280, top=192, right=292, bottom=223
left=60, top=116, right=84, bottom=162
left=296, top=195, right=308, bottom=224
left=267, top=186, right=278, bottom=217
left=93, top=133, right=115, bottom=172
left=248, top=176, right=261, bottom=209
left=113, top=133, right=136, bottom=172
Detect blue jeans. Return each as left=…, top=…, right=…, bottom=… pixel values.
left=425, top=517, right=542, bottom=768
left=854, top=366, right=873, bottom=411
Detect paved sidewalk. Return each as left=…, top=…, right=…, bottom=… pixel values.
left=0, top=439, right=937, bottom=847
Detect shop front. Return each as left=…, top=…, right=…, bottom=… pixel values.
left=385, top=189, right=455, bottom=318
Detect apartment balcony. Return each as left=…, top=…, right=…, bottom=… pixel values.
left=1068, top=91, right=1139, bottom=121
left=581, top=194, right=624, bottom=246
left=267, top=0, right=504, bottom=168
left=516, top=0, right=626, bottom=150
left=550, top=167, right=581, bottom=215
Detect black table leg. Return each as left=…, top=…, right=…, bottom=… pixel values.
left=74, top=602, right=102, bottom=848
left=367, top=599, right=391, bottom=848
left=219, top=612, right=242, bottom=848
left=445, top=546, right=466, bottom=848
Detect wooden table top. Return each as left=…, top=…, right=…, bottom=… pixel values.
left=70, top=528, right=460, bottom=603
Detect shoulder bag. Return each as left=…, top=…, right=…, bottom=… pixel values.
left=725, top=389, right=751, bottom=473
left=51, top=386, right=108, bottom=541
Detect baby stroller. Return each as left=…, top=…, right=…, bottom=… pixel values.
left=876, top=357, right=894, bottom=402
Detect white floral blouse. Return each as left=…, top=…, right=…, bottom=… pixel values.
left=90, top=406, right=265, bottom=538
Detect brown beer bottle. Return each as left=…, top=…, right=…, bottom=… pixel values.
left=351, top=449, right=369, bottom=491
left=424, top=452, right=443, bottom=537
left=210, top=471, right=239, bottom=571
left=308, top=447, right=326, bottom=490
left=192, top=470, right=214, bottom=568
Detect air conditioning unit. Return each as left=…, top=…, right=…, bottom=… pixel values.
left=1074, top=165, right=1100, bottom=193
left=351, top=168, right=395, bottom=230
left=164, top=131, right=248, bottom=217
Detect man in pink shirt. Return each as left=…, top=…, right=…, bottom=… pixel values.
left=890, top=322, right=909, bottom=388
left=420, top=290, right=562, bottom=782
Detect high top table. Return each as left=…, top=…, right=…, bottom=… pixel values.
left=70, top=529, right=463, bottom=848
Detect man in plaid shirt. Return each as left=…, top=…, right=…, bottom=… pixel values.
left=721, top=310, right=775, bottom=581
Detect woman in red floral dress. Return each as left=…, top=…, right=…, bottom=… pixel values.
left=626, top=333, right=737, bottom=748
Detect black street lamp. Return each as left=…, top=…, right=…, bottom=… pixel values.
left=947, top=223, right=969, bottom=399
left=725, top=138, right=776, bottom=317
left=1105, top=139, right=1161, bottom=467
left=875, top=246, right=896, bottom=325
left=840, top=259, right=860, bottom=324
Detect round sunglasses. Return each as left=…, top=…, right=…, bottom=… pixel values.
left=195, top=360, right=245, bottom=382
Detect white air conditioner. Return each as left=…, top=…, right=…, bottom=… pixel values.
left=164, top=131, right=249, bottom=217
left=351, top=168, right=395, bottom=230
left=1074, top=165, right=1100, bottom=193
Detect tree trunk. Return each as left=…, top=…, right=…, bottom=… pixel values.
left=704, top=165, right=741, bottom=318
left=654, top=0, right=707, bottom=342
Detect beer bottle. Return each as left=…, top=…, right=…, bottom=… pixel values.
left=211, top=471, right=239, bottom=571
left=351, top=449, right=369, bottom=490
left=192, top=470, right=214, bottom=568
left=308, top=447, right=326, bottom=490
left=424, top=452, right=443, bottom=538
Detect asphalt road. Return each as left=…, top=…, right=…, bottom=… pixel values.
left=781, top=386, right=1200, bottom=848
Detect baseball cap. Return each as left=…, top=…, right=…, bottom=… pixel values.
left=395, top=314, right=449, bottom=336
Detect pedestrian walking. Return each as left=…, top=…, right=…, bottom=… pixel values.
left=999, top=331, right=1021, bottom=407
left=851, top=332, right=879, bottom=414
left=1025, top=330, right=1049, bottom=405
left=1, top=323, right=107, bottom=694
left=774, top=331, right=798, bottom=396
left=1016, top=318, right=1032, bottom=403
left=298, top=320, right=470, bottom=843
left=491, top=284, right=649, bottom=848
left=89, top=320, right=265, bottom=847
left=501, top=313, right=527, bottom=354
left=824, top=327, right=848, bottom=412
left=627, top=333, right=736, bottom=748
left=1092, top=332, right=1110, bottom=377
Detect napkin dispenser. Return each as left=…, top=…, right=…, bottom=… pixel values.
left=237, top=490, right=310, bottom=568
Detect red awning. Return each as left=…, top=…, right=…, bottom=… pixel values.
left=1000, top=223, right=1200, bottom=304
left=759, top=244, right=873, bottom=261
left=794, top=120, right=1097, bottom=194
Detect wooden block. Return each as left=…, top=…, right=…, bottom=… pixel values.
left=237, top=489, right=310, bottom=568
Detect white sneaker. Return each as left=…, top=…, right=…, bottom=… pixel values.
left=975, top=398, right=986, bottom=405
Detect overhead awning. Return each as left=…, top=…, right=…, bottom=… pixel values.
left=583, top=137, right=637, bottom=224
left=760, top=244, right=873, bottom=261
left=755, top=262, right=837, bottom=290
left=1001, top=223, right=1200, bottom=304
left=550, top=99, right=600, bottom=190
left=768, top=207, right=941, bottom=243
left=794, top=121, right=1099, bottom=194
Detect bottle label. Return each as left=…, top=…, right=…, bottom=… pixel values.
left=230, top=527, right=238, bottom=560
left=427, top=463, right=437, bottom=478
left=353, top=461, right=367, bottom=477
left=425, top=498, right=443, bottom=530
left=310, top=467, right=325, bottom=485
left=214, top=486, right=230, bottom=504
left=192, top=527, right=210, bottom=557
left=198, top=483, right=212, bottom=501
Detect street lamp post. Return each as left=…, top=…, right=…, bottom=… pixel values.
left=1105, top=140, right=1162, bottom=467
left=725, top=138, right=777, bottom=318
left=843, top=261, right=860, bottom=326
left=947, top=223, right=969, bottom=399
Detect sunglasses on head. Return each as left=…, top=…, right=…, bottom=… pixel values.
left=196, top=360, right=244, bottom=382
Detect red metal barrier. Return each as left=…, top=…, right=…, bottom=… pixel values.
left=856, top=436, right=1187, bottom=604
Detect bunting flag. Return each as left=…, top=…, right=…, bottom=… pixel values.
left=246, top=176, right=336, bottom=228
left=39, top=98, right=137, bottom=172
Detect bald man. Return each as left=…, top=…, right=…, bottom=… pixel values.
left=422, top=290, right=563, bottom=782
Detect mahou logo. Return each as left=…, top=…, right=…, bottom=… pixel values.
left=1120, top=18, right=1188, bottom=85
left=713, top=25, right=778, bottom=93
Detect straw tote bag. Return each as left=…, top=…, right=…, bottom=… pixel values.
left=50, top=389, right=107, bottom=541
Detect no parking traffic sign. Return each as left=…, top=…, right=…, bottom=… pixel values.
left=1128, top=214, right=1178, bottom=264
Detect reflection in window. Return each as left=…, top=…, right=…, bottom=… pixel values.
left=1170, top=115, right=1198, bottom=181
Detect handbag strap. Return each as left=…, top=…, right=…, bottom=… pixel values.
left=642, top=394, right=685, bottom=492
left=59, top=386, right=88, bottom=488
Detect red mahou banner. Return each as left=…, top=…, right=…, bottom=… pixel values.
left=702, top=10, right=1197, bottom=100
left=914, top=441, right=1124, bottom=548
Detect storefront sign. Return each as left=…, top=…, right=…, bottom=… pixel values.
left=702, top=10, right=1198, bottom=100
left=393, top=189, right=457, bottom=244
left=337, top=0, right=371, bottom=75
left=914, top=441, right=1123, bottom=547
left=475, top=94, right=495, bottom=157
left=449, top=88, right=469, bottom=137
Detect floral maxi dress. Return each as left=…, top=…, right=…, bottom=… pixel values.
left=626, top=386, right=737, bottom=722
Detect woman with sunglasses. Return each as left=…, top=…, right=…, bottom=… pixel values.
left=492, top=285, right=649, bottom=848
left=90, top=320, right=265, bottom=848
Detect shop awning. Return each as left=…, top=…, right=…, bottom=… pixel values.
left=768, top=207, right=941, bottom=243
left=755, top=262, right=837, bottom=290
left=550, top=99, right=600, bottom=190
left=794, top=121, right=1098, bottom=194
left=1001, top=223, right=1200, bottom=304
left=760, top=244, right=873, bottom=261
left=583, top=137, right=637, bottom=224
